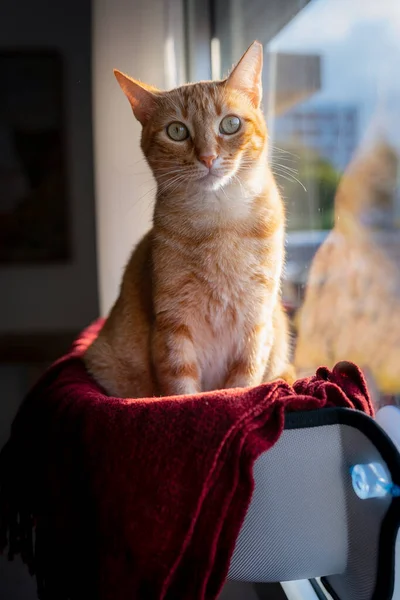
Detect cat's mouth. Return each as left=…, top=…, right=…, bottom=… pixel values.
left=197, top=170, right=232, bottom=192
left=198, top=167, right=229, bottom=183
left=198, top=171, right=224, bottom=188
left=199, top=172, right=219, bottom=181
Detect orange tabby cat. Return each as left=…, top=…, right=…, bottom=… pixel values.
left=84, top=41, right=294, bottom=398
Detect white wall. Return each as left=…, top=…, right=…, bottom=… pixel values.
left=0, top=0, right=98, bottom=334
left=92, top=0, right=185, bottom=314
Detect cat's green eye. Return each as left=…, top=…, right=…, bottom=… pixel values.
left=220, top=115, right=241, bottom=135
left=166, top=122, right=189, bottom=141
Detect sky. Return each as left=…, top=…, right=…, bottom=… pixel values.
left=268, top=0, right=400, bottom=149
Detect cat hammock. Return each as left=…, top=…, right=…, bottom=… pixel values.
left=1, top=321, right=398, bottom=600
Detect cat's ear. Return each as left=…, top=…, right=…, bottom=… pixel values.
left=225, top=41, right=263, bottom=108
left=114, top=70, right=158, bottom=125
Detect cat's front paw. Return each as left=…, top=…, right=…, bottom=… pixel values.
left=223, top=374, right=258, bottom=390
left=159, top=377, right=201, bottom=397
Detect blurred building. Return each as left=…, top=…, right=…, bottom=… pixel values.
left=275, top=103, right=358, bottom=172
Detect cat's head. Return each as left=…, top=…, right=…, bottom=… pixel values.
left=114, top=42, right=267, bottom=194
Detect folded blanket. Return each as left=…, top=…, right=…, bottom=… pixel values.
left=0, top=320, right=373, bottom=600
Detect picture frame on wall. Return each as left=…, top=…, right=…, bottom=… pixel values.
left=0, top=49, right=70, bottom=264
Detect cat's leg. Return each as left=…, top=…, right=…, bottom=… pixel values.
left=224, top=299, right=295, bottom=389
left=152, top=319, right=201, bottom=396
left=265, top=355, right=297, bottom=385
left=84, top=325, right=155, bottom=398
left=263, top=302, right=296, bottom=384
left=224, top=323, right=272, bottom=390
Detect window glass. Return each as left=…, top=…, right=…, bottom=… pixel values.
left=214, top=0, right=400, bottom=409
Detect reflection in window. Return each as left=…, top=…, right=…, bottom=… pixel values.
left=215, top=0, right=400, bottom=408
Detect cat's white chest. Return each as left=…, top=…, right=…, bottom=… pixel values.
left=199, top=320, right=241, bottom=391
left=195, top=236, right=268, bottom=391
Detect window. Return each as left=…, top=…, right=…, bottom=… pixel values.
left=213, top=0, right=400, bottom=410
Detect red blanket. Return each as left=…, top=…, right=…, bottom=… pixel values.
left=0, top=321, right=373, bottom=600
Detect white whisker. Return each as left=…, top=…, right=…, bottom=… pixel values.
left=271, top=168, right=307, bottom=192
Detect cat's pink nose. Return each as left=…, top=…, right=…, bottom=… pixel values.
left=199, top=154, right=217, bottom=169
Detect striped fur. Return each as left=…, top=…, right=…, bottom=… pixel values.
left=85, top=42, right=294, bottom=398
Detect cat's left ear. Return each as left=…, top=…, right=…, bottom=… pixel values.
left=114, top=70, right=158, bottom=125
left=225, top=41, right=263, bottom=108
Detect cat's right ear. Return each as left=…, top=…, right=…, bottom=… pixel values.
left=114, top=70, right=158, bottom=125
